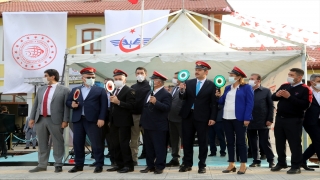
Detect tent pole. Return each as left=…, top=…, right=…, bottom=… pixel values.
left=68, top=10, right=182, bottom=51
left=186, top=10, right=303, bottom=47
left=185, top=12, right=225, bottom=46
left=301, top=44, right=308, bottom=151
left=63, top=64, right=70, bottom=161
left=60, top=50, right=68, bottom=85
left=140, top=0, right=144, bottom=48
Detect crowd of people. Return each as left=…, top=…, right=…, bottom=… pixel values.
left=17, top=61, right=320, bottom=175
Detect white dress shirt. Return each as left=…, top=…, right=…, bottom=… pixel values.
left=172, top=86, right=179, bottom=96
left=223, top=85, right=239, bottom=120
left=147, top=86, right=164, bottom=103
left=41, top=83, right=58, bottom=115
left=81, top=85, right=92, bottom=115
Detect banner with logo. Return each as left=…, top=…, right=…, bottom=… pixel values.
left=105, top=10, right=169, bottom=54
left=3, top=12, right=67, bottom=93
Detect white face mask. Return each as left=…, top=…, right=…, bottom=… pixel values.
left=229, top=77, right=236, bottom=84
left=114, top=80, right=124, bottom=88
left=136, top=75, right=145, bottom=82
left=172, top=78, right=178, bottom=86
left=42, top=77, right=49, bottom=84
left=248, top=80, right=256, bottom=87
left=287, top=77, right=294, bottom=84
left=314, top=83, right=320, bottom=90
left=85, top=78, right=95, bottom=86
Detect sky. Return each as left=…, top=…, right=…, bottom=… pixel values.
left=220, top=0, right=320, bottom=47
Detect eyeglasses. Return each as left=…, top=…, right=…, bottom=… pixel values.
left=85, top=77, right=95, bottom=79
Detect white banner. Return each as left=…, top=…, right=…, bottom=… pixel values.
left=105, top=10, right=169, bottom=54
left=3, top=12, right=67, bottom=93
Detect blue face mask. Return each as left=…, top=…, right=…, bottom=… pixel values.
left=85, top=78, right=95, bottom=86
left=229, top=77, right=236, bottom=84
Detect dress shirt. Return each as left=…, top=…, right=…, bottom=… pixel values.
left=107, top=92, right=111, bottom=108
left=197, top=79, right=206, bottom=91
left=292, top=81, right=303, bottom=87
left=172, top=86, right=179, bottom=96
left=146, top=86, right=164, bottom=103
left=81, top=85, right=92, bottom=115
left=41, top=83, right=58, bottom=115
left=223, top=84, right=238, bottom=120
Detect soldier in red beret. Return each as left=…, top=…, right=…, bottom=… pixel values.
left=178, top=61, right=218, bottom=174
left=217, top=66, right=254, bottom=174
left=107, top=69, right=136, bottom=173
left=66, top=67, right=107, bottom=173
left=140, top=71, right=172, bottom=174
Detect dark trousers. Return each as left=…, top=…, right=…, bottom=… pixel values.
left=208, top=121, right=226, bottom=155
left=110, top=124, right=133, bottom=168
left=223, top=119, right=247, bottom=163
left=144, top=129, right=167, bottom=170
left=182, top=113, right=208, bottom=168
left=274, top=116, right=302, bottom=169
left=302, top=124, right=320, bottom=163
left=140, top=129, right=146, bottom=156
left=247, top=129, right=274, bottom=163
left=0, top=134, right=7, bottom=155
left=73, top=116, right=104, bottom=167
left=168, top=121, right=182, bottom=161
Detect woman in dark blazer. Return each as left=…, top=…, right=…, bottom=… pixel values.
left=217, top=67, right=254, bottom=175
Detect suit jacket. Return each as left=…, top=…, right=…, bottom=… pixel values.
left=179, top=78, right=218, bottom=122
left=66, top=85, right=107, bottom=123
left=304, top=93, right=320, bottom=126
left=219, top=84, right=254, bottom=121
left=168, top=86, right=183, bottom=122
left=141, top=87, right=172, bottom=131
left=109, top=85, right=135, bottom=127
left=30, top=84, right=70, bottom=124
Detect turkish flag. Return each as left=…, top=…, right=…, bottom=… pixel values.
left=250, top=33, right=255, bottom=38
left=128, top=0, right=138, bottom=4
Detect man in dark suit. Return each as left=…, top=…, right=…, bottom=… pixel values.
left=106, top=69, right=135, bottom=173
left=179, top=61, right=218, bottom=174
left=302, top=74, right=320, bottom=171
left=166, top=71, right=183, bottom=167
left=140, top=71, right=172, bottom=174
left=66, top=67, right=107, bottom=173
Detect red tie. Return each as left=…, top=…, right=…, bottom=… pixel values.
left=42, top=86, right=52, bottom=117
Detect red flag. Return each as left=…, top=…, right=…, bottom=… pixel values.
left=270, top=30, right=275, bottom=34
left=298, top=29, right=303, bottom=32
left=303, top=38, right=309, bottom=42
left=273, top=38, right=278, bottom=44
left=245, top=22, right=250, bottom=26
left=128, top=0, right=138, bottom=4
left=240, top=22, right=246, bottom=26
left=250, top=33, right=255, bottom=38
left=259, top=44, right=265, bottom=50
left=255, top=22, right=259, bottom=27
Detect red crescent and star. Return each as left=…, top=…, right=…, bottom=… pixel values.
left=119, top=29, right=141, bottom=53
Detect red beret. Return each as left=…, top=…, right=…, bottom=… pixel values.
left=150, top=71, right=167, bottom=81
left=229, top=66, right=247, bottom=78
left=113, top=69, right=128, bottom=77
left=80, top=67, right=96, bottom=75
left=195, top=61, right=211, bottom=70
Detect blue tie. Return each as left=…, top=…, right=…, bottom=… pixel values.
left=192, top=81, right=202, bottom=109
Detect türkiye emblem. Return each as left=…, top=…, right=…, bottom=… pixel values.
left=110, top=29, right=151, bottom=53
left=12, top=34, right=57, bottom=70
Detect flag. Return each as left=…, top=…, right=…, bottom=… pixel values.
left=105, top=10, right=169, bottom=54
left=3, top=12, right=67, bottom=93
left=128, top=0, right=139, bottom=4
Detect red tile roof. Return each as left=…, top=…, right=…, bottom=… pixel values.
left=239, top=46, right=320, bottom=69
left=0, top=0, right=234, bottom=16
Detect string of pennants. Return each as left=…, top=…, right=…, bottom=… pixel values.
left=218, top=9, right=320, bottom=52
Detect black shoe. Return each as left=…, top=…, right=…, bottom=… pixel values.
left=260, top=155, right=267, bottom=160
left=249, top=163, right=261, bottom=167
left=107, top=166, right=123, bottom=172
left=133, top=161, right=138, bottom=166
left=105, top=153, right=111, bottom=158
left=117, top=167, right=134, bottom=173
left=222, top=167, right=236, bottom=173
left=198, top=167, right=206, bottom=174
left=166, top=160, right=180, bottom=167
left=208, top=153, right=216, bottom=157
left=140, top=167, right=155, bottom=173
left=94, top=166, right=103, bottom=173
left=138, top=154, right=146, bottom=159
left=89, top=162, right=96, bottom=167
left=220, top=153, right=226, bottom=157
left=68, top=166, right=83, bottom=173
left=54, top=166, right=62, bottom=173
left=237, top=168, right=247, bottom=175
left=301, top=163, right=314, bottom=171
left=179, top=166, right=192, bottom=172
left=271, top=164, right=288, bottom=172
left=33, top=147, right=36, bottom=149
left=269, top=162, right=275, bottom=168
left=24, top=147, right=29, bottom=149
left=287, top=168, right=301, bottom=174
left=29, top=167, right=47, bottom=173
left=154, top=169, right=163, bottom=174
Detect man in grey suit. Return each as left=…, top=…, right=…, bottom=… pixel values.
left=166, top=71, right=183, bottom=167
left=28, top=69, right=70, bottom=173
left=24, top=117, right=37, bottom=149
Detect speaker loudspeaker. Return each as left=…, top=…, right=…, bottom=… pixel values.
left=17, top=104, right=28, bottom=116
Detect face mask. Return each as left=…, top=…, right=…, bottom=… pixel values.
left=229, top=77, right=236, bottom=84
left=314, top=83, right=320, bottom=90
left=85, top=78, right=95, bottom=86
left=42, top=77, right=49, bottom=84
left=248, top=80, right=256, bottom=87
left=287, top=77, right=294, bottom=84
left=114, top=80, right=124, bottom=88
left=136, top=75, right=145, bottom=82
left=172, top=78, right=178, bottom=86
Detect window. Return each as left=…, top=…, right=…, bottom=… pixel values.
left=82, top=29, right=102, bottom=54
left=75, top=23, right=105, bottom=54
